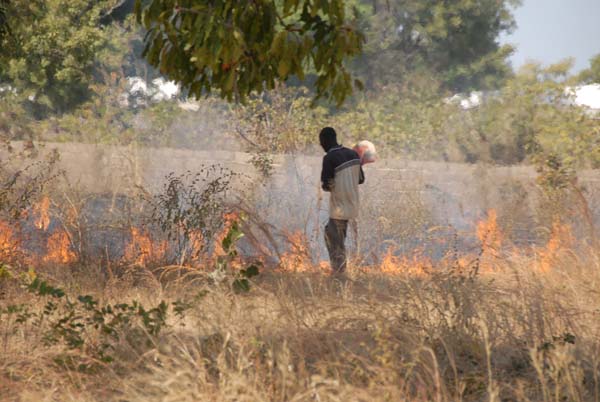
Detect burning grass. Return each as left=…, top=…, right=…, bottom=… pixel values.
left=2, top=200, right=600, bottom=402
left=123, top=227, right=168, bottom=266
left=1, top=243, right=600, bottom=402
left=1, top=157, right=599, bottom=402
left=0, top=220, right=19, bottom=262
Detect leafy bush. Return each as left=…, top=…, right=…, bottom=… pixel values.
left=1, top=217, right=260, bottom=368
left=2, top=277, right=172, bottom=364
left=144, top=167, right=238, bottom=265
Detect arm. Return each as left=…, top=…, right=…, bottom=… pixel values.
left=321, top=156, right=334, bottom=192
left=359, top=165, right=365, bottom=185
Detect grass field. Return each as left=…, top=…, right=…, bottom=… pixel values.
left=2, top=150, right=599, bottom=401
left=2, top=233, right=599, bottom=402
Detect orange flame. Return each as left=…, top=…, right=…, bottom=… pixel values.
left=537, top=220, right=574, bottom=272
left=0, top=220, right=20, bottom=261
left=472, top=209, right=505, bottom=272
left=43, top=229, right=76, bottom=264
left=211, top=212, right=240, bottom=259
left=278, top=232, right=437, bottom=275
left=34, top=196, right=51, bottom=231
left=477, top=209, right=503, bottom=257
left=377, top=247, right=432, bottom=276
left=124, top=227, right=167, bottom=266
left=187, top=229, right=206, bottom=263
left=278, top=231, right=327, bottom=272
left=0, top=196, right=581, bottom=276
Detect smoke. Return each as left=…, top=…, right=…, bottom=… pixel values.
left=3, top=140, right=600, bottom=267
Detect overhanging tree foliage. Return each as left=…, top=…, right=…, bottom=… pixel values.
left=135, top=0, right=365, bottom=105
left=350, top=0, right=520, bottom=91
left=0, top=0, right=9, bottom=39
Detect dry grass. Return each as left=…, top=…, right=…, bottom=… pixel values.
left=2, top=246, right=600, bottom=402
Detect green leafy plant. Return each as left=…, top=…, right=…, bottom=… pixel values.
left=0, top=263, right=13, bottom=280
left=0, top=0, right=9, bottom=39
left=135, top=0, right=365, bottom=105
left=145, top=166, right=238, bottom=265
left=0, top=277, right=195, bottom=364
left=249, top=152, right=275, bottom=179
left=172, top=290, right=207, bottom=322
left=213, top=216, right=260, bottom=293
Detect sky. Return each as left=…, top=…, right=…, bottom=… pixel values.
left=500, top=0, right=600, bottom=73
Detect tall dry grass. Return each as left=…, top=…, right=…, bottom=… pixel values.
left=2, top=146, right=599, bottom=401
left=2, top=244, right=600, bottom=402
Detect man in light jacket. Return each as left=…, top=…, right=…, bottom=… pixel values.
left=319, top=127, right=365, bottom=274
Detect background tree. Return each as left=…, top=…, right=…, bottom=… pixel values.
left=452, top=61, right=600, bottom=167
left=0, top=0, right=9, bottom=39
left=349, top=0, right=520, bottom=92
left=0, top=0, right=125, bottom=116
left=578, top=54, right=600, bottom=84
left=134, top=0, right=365, bottom=105
left=2, top=0, right=597, bottom=170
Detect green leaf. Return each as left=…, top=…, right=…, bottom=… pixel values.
left=269, top=31, right=287, bottom=55
left=134, top=0, right=364, bottom=105
left=354, top=78, right=364, bottom=91
left=28, top=278, right=65, bottom=298
left=221, top=221, right=244, bottom=252
left=278, top=58, right=290, bottom=77
left=134, top=0, right=143, bottom=24
left=232, top=278, right=250, bottom=293
left=241, top=264, right=260, bottom=278
left=224, top=70, right=235, bottom=92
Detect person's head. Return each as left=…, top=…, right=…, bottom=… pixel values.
left=319, top=127, right=338, bottom=152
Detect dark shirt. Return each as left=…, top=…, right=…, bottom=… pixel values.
left=321, top=145, right=365, bottom=192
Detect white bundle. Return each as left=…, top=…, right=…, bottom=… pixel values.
left=353, top=140, right=377, bottom=165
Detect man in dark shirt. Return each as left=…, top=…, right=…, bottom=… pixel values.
left=319, top=127, right=365, bottom=274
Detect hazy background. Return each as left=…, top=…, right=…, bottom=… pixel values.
left=502, top=0, right=600, bottom=72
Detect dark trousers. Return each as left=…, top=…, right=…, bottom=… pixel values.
left=324, top=218, right=348, bottom=274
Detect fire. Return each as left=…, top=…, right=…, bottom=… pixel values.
left=34, top=196, right=51, bottom=231
left=43, top=229, right=76, bottom=264
left=0, top=195, right=582, bottom=277
left=278, top=232, right=433, bottom=276
left=378, top=247, right=432, bottom=276
left=211, top=212, right=240, bottom=259
left=124, top=227, right=167, bottom=266
left=537, top=220, right=574, bottom=272
left=274, top=213, right=507, bottom=277
left=476, top=209, right=503, bottom=257
left=0, top=220, right=20, bottom=261
left=278, top=231, right=327, bottom=272
left=187, top=229, right=206, bottom=263
left=32, top=195, right=76, bottom=264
